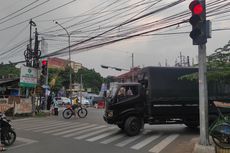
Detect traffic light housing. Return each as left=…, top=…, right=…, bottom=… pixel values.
left=114, top=68, right=122, bottom=71
left=189, top=0, right=207, bottom=45
left=41, top=60, right=47, bottom=76
left=101, top=65, right=109, bottom=69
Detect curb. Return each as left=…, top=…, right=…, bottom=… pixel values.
left=193, top=143, right=215, bottom=153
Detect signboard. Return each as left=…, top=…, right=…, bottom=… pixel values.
left=19, top=66, right=38, bottom=88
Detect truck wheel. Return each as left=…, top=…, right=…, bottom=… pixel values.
left=117, top=123, right=124, bottom=130
left=124, top=116, right=141, bottom=136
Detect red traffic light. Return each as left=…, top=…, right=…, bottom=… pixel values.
left=189, top=1, right=204, bottom=15
left=193, top=4, right=203, bottom=15
left=42, top=60, right=47, bottom=65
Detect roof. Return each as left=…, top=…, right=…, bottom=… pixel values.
left=0, top=78, right=19, bottom=85
left=117, top=67, right=141, bottom=78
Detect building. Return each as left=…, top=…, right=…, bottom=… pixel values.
left=48, top=57, right=82, bottom=73
left=0, top=78, right=20, bottom=97
left=47, top=57, right=66, bottom=70
left=116, top=67, right=141, bottom=82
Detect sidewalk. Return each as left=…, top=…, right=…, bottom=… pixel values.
left=193, top=143, right=215, bottom=153
left=192, top=137, right=230, bottom=153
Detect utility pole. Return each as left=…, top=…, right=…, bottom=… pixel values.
left=179, top=52, right=182, bottom=67
left=187, top=56, right=190, bottom=67
left=131, top=53, right=134, bottom=82
left=55, top=21, right=72, bottom=99
left=30, top=20, right=37, bottom=117
left=80, top=74, right=82, bottom=104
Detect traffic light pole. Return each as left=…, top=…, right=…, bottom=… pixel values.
left=45, top=60, right=49, bottom=110
left=189, top=0, right=210, bottom=146
left=198, top=44, right=209, bottom=145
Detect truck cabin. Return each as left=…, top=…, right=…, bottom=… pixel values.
left=107, top=83, right=140, bottom=103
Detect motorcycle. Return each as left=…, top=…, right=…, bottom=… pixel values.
left=0, top=113, right=16, bottom=146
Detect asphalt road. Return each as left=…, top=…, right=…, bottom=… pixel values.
left=6, top=108, right=199, bottom=153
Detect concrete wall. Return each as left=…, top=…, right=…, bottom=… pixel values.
left=0, top=96, right=32, bottom=114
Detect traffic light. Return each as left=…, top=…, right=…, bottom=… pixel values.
left=189, top=0, right=207, bottom=45
left=101, top=65, right=109, bottom=69
left=114, top=68, right=122, bottom=71
left=41, top=60, right=47, bottom=75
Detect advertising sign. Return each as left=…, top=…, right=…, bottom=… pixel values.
left=19, top=66, right=38, bottom=88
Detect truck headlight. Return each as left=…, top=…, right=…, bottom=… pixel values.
left=107, top=111, right=113, bottom=117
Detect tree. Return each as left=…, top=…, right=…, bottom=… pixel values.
left=207, top=41, right=230, bottom=83
left=48, top=68, right=65, bottom=93
left=0, top=63, right=20, bottom=78
left=47, top=66, right=104, bottom=94
left=76, top=68, right=104, bottom=93
left=181, top=40, right=230, bottom=84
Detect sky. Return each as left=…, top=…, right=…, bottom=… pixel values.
left=0, top=0, right=229, bottom=77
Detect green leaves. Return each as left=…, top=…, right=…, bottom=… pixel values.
left=76, top=68, right=103, bottom=93
left=181, top=40, right=230, bottom=83
left=48, top=67, right=104, bottom=94
left=0, top=63, right=20, bottom=78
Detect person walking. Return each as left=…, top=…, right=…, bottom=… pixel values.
left=52, top=97, right=59, bottom=116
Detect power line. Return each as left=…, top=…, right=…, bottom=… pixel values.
left=0, top=0, right=39, bottom=23
left=2, top=0, right=230, bottom=62
left=0, top=24, right=29, bottom=52
left=42, top=0, right=132, bottom=34
left=0, top=40, right=27, bottom=57
left=0, top=0, right=77, bottom=32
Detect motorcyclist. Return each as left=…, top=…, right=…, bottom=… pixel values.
left=0, top=113, right=7, bottom=151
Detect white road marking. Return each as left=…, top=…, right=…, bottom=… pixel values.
left=17, top=120, right=63, bottom=130
left=100, top=134, right=124, bottom=144
left=12, top=118, right=35, bottom=122
left=63, top=125, right=106, bottom=138
left=149, top=134, right=179, bottom=153
left=74, top=127, right=115, bottom=140
left=33, top=122, right=77, bottom=132
left=8, top=137, right=38, bottom=150
left=86, top=131, right=119, bottom=142
left=131, top=134, right=161, bottom=150
left=53, top=124, right=97, bottom=136
left=116, top=135, right=142, bottom=147
left=25, top=121, right=67, bottom=131
left=43, top=123, right=89, bottom=134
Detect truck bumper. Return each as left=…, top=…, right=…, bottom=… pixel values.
left=103, top=115, right=115, bottom=124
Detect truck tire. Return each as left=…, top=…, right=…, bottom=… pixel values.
left=124, top=116, right=141, bottom=136
left=117, top=123, right=124, bottom=130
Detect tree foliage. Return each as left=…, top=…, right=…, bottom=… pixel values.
left=181, top=40, right=230, bottom=83
left=76, top=68, right=103, bottom=93
left=207, top=41, right=230, bottom=83
left=48, top=66, right=104, bottom=94
left=0, top=63, right=20, bottom=78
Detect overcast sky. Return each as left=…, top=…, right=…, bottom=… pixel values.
left=0, top=0, right=229, bottom=77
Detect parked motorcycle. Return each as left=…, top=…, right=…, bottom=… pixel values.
left=0, top=113, right=16, bottom=146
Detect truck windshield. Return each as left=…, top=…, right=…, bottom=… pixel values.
left=108, top=85, right=118, bottom=98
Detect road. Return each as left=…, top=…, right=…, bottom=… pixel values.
left=6, top=108, right=199, bottom=153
